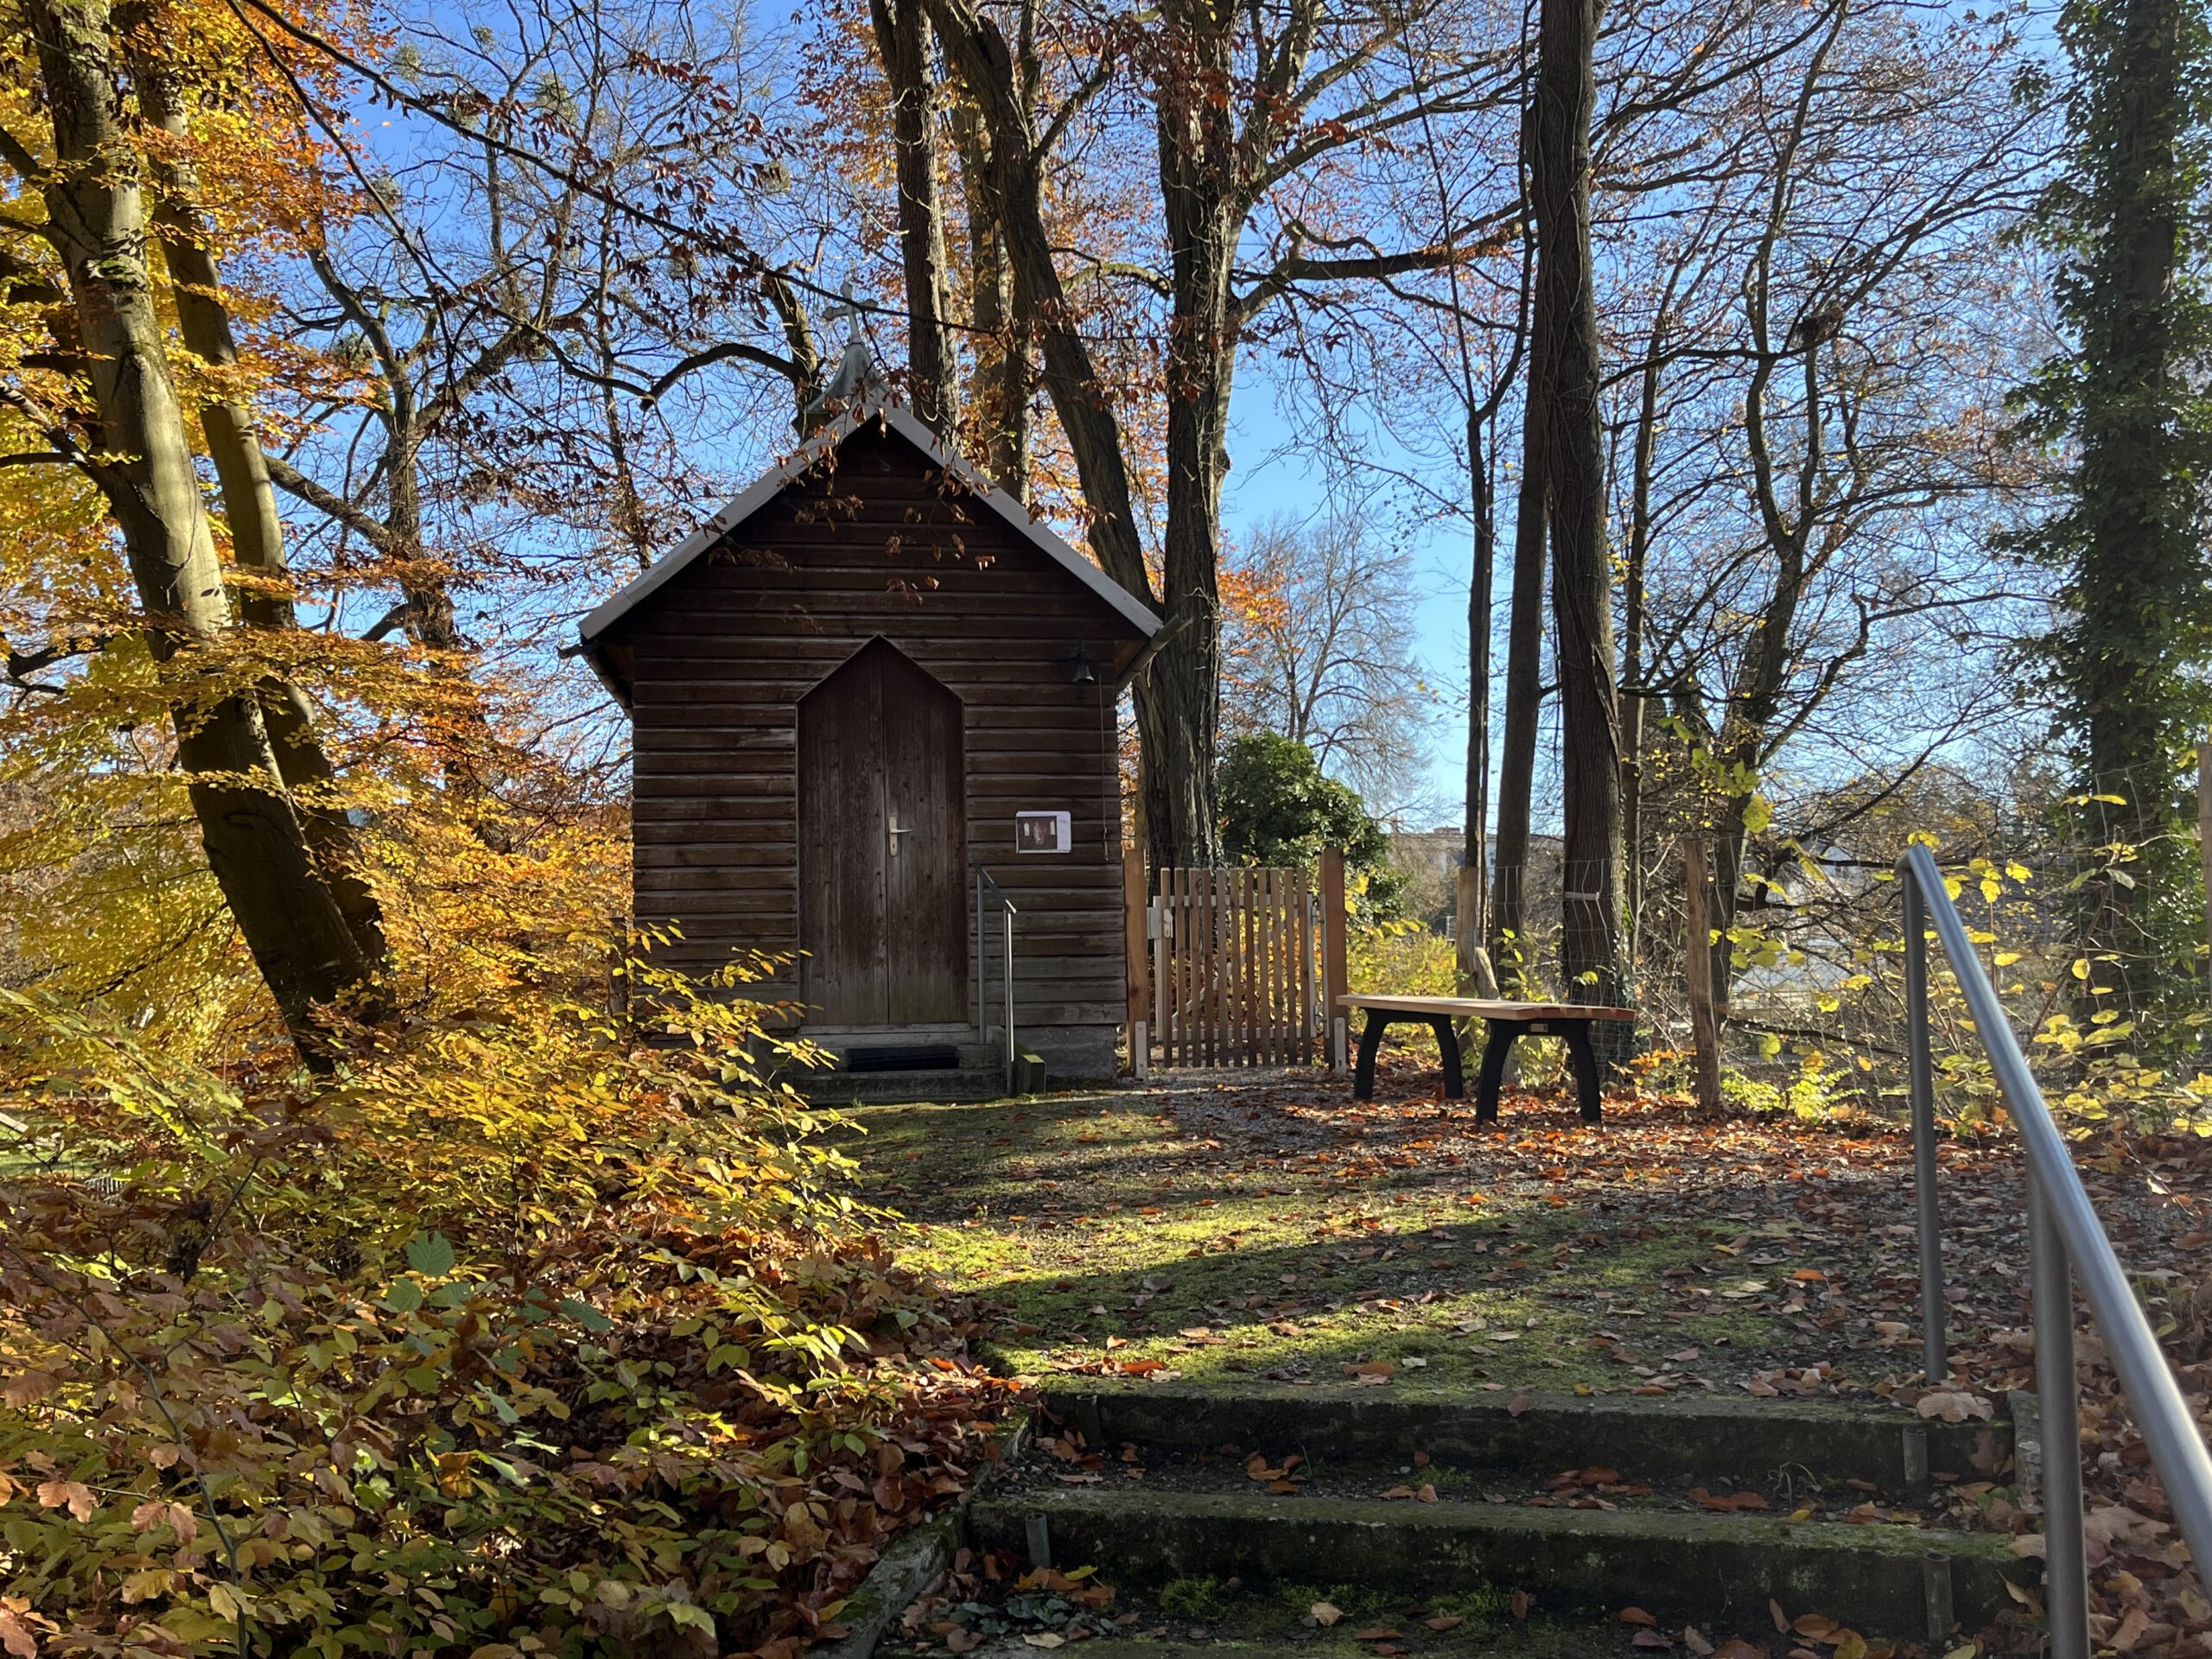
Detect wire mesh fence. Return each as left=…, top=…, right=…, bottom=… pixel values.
left=1446, top=757, right=2212, bottom=1128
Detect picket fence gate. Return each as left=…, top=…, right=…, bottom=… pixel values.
left=1120, top=849, right=1349, bottom=1076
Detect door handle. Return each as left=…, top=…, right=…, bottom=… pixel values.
left=888, top=815, right=916, bottom=858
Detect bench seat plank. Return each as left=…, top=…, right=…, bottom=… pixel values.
left=1338, top=994, right=1633, bottom=1022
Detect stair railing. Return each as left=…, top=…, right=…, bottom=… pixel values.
left=976, top=867, right=1017, bottom=1095
left=1900, top=842, right=2212, bottom=1658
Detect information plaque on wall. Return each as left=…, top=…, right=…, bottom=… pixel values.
left=1015, top=810, right=1072, bottom=854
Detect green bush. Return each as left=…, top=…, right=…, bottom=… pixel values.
left=0, top=962, right=1007, bottom=1659
left=1217, top=734, right=1407, bottom=919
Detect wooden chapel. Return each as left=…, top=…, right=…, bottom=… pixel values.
left=572, top=343, right=1160, bottom=1084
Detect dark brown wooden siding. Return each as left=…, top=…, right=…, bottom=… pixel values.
left=607, top=425, right=1145, bottom=1036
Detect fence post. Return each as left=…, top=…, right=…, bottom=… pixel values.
left=2198, top=741, right=2212, bottom=1001
left=1123, top=845, right=1150, bottom=1079
left=1320, top=846, right=1349, bottom=1074
left=1683, top=836, right=1724, bottom=1113
left=1455, top=862, right=1500, bottom=998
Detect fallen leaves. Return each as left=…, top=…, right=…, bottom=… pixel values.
left=891, top=1082, right=2212, bottom=1659
left=1913, top=1389, right=1994, bottom=1423
left=1691, top=1484, right=1770, bottom=1512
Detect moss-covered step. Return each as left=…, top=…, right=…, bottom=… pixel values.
left=969, top=1485, right=2025, bottom=1641
left=940, top=1633, right=1630, bottom=1659
left=1045, top=1382, right=2005, bottom=1491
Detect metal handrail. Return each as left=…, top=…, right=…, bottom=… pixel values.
left=976, top=867, right=1017, bottom=1095
left=1900, top=842, right=2212, bottom=1657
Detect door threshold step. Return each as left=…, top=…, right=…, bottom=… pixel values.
left=1042, top=1382, right=2005, bottom=1491
left=970, top=1485, right=2024, bottom=1640
left=800, top=1060, right=1043, bottom=1104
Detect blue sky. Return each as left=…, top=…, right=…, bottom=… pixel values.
left=1223, top=372, right=1485, bottom=834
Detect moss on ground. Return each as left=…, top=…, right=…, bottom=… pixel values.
left=840, top=1077, right=1903, bottom=1393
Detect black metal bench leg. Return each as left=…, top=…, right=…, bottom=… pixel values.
left=1475, top=1021, right=1516, bottom=1123
left=1564, top=1020, right=1604, bottom=1122
left=1354, top=1013, right=1388, bottom=1101
left=1431, top=1019, right=1465, bottom=1098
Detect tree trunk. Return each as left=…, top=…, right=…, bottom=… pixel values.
left=1718, top=335, right=1826, bottom=1016
left=30, top=0, right=382, bottom=1054
left=1147, top=8, right=1241, bottom=870
left=1491, top=384, right=1548, bottom=987
left=1464, top=407, right=1494, bottom=949
left=869, top=0, right=960, bottom=443
left=929, top=0, right=1218, bottom=868
left=1532, top=0, right=1627, bottom=1037
left=130, top=47, right=388, bottom=967
left=925, top=0, right=1149, bottom=601
left=2060, top=0, right=2200, bottom=1007
left=950, top=99, right=1028, bottom=497
left=1683, top=835, right=1725, bottom=1112
left=1618, top=323, right=1662, bottom=949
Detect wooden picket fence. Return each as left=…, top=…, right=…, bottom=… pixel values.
left=1120, top=851, right=1350, bottom=1072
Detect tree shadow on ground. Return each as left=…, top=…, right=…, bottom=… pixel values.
left=834, top=1068, right=2027, bottom=1399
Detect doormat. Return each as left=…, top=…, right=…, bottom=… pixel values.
left=843, top=1044, right=960, bottom=1072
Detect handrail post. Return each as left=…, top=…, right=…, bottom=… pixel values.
left=976, top=867, right=987, bottom=1045
left=1894, top=842, right=2212, bottom=1612
left=1904, top=873, right=1948, bottom=1385
left=2029, top=1167, right=2090, bottom=1659
left=1003, top=896, right=1015, bottom=1095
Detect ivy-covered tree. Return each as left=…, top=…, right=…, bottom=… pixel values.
left=2014, top=0, right=2212, bottom=1012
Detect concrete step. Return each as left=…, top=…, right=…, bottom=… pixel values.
left=970, top=1482, right=2024, bottom=1642
left=1042, top=1382, right=2010, bottom=1492
left=798, top=1054, right=1046, bottom=1104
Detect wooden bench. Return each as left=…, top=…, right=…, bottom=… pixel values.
left=1338, top=994, right=1637, bottom=1122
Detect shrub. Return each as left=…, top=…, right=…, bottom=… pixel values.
left=1217, top=735, right=1407, bottom=919
left=0, top=957, right=1009, bottom=1659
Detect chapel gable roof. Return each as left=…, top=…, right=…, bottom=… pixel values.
left=573, top=397, right=1161, bottom=699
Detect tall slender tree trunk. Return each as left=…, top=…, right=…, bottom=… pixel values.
left=1464, top=408, right=1494, bottom=938
left=1145, top=15, right=1241, bottom=871
left=130, top=43, right=387, bottom=966
left=870, top=0, right=960, bottom=442
left=1491, top=391, right=1548, bottom=987
left=1618, top=323, right=1662, bottom=948
left=925, top=0, right=1151, bottom=612
left=950, top=100, right=1029, bottom=498
left=31, top=0, right=381, bottom=1053
left=1531, top=0, right=1627, bottom=1035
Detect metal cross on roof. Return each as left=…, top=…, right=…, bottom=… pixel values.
left=823, top=283, right=863, bottom=335
left=800, top=282, right=882, bottom=431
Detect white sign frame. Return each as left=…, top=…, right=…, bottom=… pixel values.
left=1014, top=810, right=1072, bottom=854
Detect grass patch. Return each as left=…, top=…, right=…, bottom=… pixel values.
left=838, top=1075, right=1916, bottom=1395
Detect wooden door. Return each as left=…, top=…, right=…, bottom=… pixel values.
left=798, top=640, right=967, bottom=1024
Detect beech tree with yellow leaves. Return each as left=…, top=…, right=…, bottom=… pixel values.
left=0, top=0, right=385, bottom=1053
